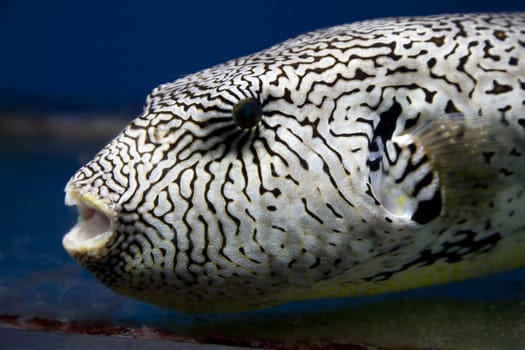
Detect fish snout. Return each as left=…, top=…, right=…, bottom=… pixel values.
left=63, top=182, right=117, bottom=259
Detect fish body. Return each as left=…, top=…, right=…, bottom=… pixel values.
left=63, top=13, right=525, bottom=312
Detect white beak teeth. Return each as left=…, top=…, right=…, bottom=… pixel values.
left=63, top=188, right=115, bottom=256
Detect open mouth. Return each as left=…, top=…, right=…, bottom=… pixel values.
left=63, top=189, right=115, bottom=256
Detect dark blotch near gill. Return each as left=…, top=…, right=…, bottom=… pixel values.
left=366, top=100, right=402, bottom=171
left=374, top=100, right=403, bottom=143
left=411, top=190, right=442, bottom=224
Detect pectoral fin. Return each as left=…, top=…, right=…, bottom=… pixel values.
left=368, top=113, right=521, bottom=224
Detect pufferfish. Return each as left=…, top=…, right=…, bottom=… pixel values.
left=63, top=13, right=525, bottom=312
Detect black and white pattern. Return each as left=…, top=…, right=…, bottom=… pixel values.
left=64, top=13, right=525, bottom=312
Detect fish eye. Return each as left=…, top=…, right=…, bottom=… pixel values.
left=232, top=98, right=263, bottom=129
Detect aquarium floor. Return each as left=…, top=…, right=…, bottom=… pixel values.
left=0, top=327, right=255, bottom=350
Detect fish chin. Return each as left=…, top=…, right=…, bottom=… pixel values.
left=63, top=188, right=115, bottom=257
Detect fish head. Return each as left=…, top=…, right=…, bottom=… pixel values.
left=62, top=55, right=386, bottom=311
left=62, top=13, right=525, bottom=312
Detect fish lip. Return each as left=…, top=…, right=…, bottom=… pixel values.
left=63, top=182, right=117, bottom=257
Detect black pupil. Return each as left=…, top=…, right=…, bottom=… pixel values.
left=233, top=98, right=262, bottom=129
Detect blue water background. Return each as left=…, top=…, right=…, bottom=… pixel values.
left=2, top=0, right=525, bottom=114
left=1, top=0, right=525, bottom=332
